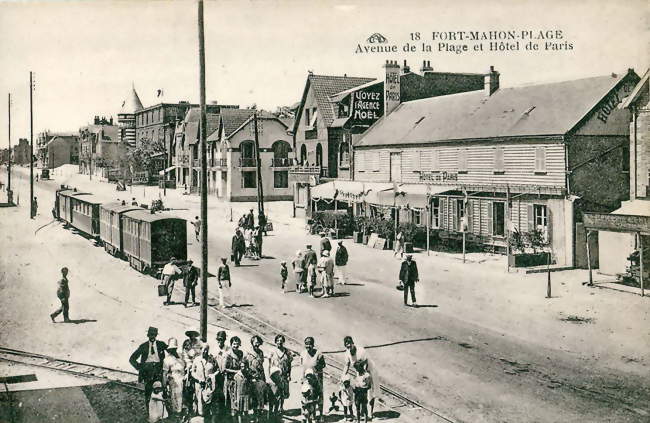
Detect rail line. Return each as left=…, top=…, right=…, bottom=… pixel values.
left=0, top=346, right=141, bottom=391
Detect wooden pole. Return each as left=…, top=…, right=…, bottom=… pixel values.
left=585, top=230, right=593, bottom=286
left=7, top=93, right=11, bottom=196
left=639, top=232, right=644, bottom=297
left=29, top=71, right=34, bottom=219
left=462, top=231, right=466, bottom=264
left=253, top=113, right=265, bottom=221
left=197, top=0, right=208, bottom=342
left=426, top=204, right=430, bottom=256
left=506, top=186, right=511, bottom=273
left=546, top=250, right=552, bottom=298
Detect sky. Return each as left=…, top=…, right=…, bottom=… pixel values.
left=0, top=0, right=647, bottom=145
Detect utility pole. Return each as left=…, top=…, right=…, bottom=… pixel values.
left=7, top=93, right=11, bottom=200
left=197, top=0, right=208, bottom=342
left=253, top=113, right=265, bottom=219
left=29, top=72, right=34, bottom=219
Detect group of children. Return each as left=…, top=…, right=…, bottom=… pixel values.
left=300, top=360, right=372, bottom=423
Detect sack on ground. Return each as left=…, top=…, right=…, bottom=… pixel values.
left=158, top=284, right=168, bottom=297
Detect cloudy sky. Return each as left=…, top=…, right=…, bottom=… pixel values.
left=0, top=0, right=647, bottom=144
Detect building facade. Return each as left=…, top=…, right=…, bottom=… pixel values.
left=312, top=69, right=640, bottom=267
left=79, top=117, right=121, bottom=176
left=117, top=86, right=144, bottom=147
left=46, top=135, right=80, bottom=169
left=13, top=138, right=30, bottom=165
left=208, top=111, right=293, bottom=202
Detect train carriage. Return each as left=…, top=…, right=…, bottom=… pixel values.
left=56, top=189, right=90, bottom=224
left=99, top=203, right=141, bottom=257
left=122, top=210, right=187, bottom=274
left=70, top=194, right=103, bottom=237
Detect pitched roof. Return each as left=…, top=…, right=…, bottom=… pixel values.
left=620, top=68, right=649, bottom=109
left=183, top=108, right=222, bottom=145
left=356, top=73, right=634, bottom=147
left=219, top=109, right=257, bottom=138
left=120, top=86, right=144, bottom=114
left=293, top=74, right=375, bottom=133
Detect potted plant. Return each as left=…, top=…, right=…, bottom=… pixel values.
left=508, top=228, right=551, bottom=267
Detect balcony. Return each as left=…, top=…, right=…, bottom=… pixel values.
left=239, top=157, right=257, bottom=167
left=271, top=157, right=292, bottom=168
left=289, top=164, right=323, bottom=176
left=211, top=158, right=227, bottom=168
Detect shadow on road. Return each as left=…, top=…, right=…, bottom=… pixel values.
left=64, top=319, right=98, bottom=324
left=324, top=336, right=446, bottom=353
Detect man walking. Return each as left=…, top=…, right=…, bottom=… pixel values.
left=129, top=326, right=167, bottom=410
left=231, top=229, right=245, bottom=266
left=399, top=254, right=419, bottom=307
left=217, top=257, right=231, bottom=308
left=162, top=258, right=182, bottom=305
left=50, top=267, right=71, bottom=322
left=335, top=240, right=349, bottom=285
left=192, top=216, right=201, bottom=242
left=32, top=196, right=38, bottom=218
left=183, top=260, right=199, bottom=307
left=246, top=208, right=255, bottom=228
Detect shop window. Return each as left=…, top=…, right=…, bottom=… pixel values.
left=430, top=197, right=440, bottom=228
left=534, top=204, right=548, bottom=235
left=492, top=201, right=506, bottom=236
left=411, top=209, right=422, bottom=225
left=300, top=144, right=307, bottom=165
left=274, top=171, right=288, bottom=188
left=242, top=171, right=257, bottom=188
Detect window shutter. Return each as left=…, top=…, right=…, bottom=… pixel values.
left=420, top=151, right=429, bottom=170
left=451, top=199, right=458, bottom=231
left=439, top=197, right=446, bottom=229
left=527, top=204, right=534, bottom=231
left=546, top=206, right=553, bottom=245
left=459, top=148, right=468, bottom=171
left=373, top=151, right=380, bottom=171
left=487, top=201, right=493, bottom=235
left=535, top=147, right=546, bottom=172
left=495, top=147, right=504, bottom=172
left=357, top=152, right=364, bottom=172
left=467, top=200, right=473, bottom=233
left=432, top=150, right=439, bottom=171
left=412, top=150, right=420, bottom=170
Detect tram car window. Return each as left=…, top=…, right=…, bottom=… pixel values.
left=121, top=210, right=187, bottom=274
left=100, top=203, right=141, bottom=258
left=56, top=190, right=90, bottom=224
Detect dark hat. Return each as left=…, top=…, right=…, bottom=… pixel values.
left=147, top=326, right=158, bottom=336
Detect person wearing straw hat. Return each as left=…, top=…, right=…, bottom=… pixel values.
left=162, top=337, right=186, bottom=416
left=129, top=327, right=168, bottom=410
left=318, top=250, right=335, bottom=297
left=182, top=328, right=204, bottom=366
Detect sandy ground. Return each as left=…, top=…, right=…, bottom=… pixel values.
left=1, top=165, right=649, bottom=423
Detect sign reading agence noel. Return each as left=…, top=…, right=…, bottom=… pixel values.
left=350, top=87, right=383, bottom=126
left=420, top=171, right=459, bottom=182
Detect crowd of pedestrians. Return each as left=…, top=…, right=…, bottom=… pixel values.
left=129, top=324, right=380, bottom=423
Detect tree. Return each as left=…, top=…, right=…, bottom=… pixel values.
left=127, top=138, right=166, bottom=175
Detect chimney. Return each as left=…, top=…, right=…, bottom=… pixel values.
left=402, top=60, right=410, bottom=74
left=94, top=116, right=99, bottom=125
left=420, top=60, right=433, bottom=74
left=110, top=117, right=114, bottom=125
left=484, top=66, right=500, bottom=96
left=384, top=60, right=401, bottom=116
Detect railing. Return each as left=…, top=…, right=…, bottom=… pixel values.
left=211, top=158, right=227, bottom=168
left=239, top=158, right=257, bottom=167
left=289, top=165, right=322, bottom=175
left=271, top=157, right=292, bottom=167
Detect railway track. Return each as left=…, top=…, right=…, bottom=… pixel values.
left=0, top=346, right=141, bottom=390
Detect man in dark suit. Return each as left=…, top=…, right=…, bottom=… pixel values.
left=129, top=326, right=167, bottom=409
left=399, top=254, right=419, bottom=307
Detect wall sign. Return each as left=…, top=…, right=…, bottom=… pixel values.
left=349, top=84, right=384, bottom=126
left=420, top=171, right=458, bottom=182
left=583, top=212, right=650, bottom=234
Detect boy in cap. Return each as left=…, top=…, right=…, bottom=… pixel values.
left=50, top=267, right=71, bottom=323
left=183, top=260, right=199, bottom=308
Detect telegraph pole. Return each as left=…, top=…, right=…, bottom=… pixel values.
left=197, top=0, right=209, bottom=342
left=253, top=113, right=265, bottom=219
left=7, top=93, right=11, bottom=198
left=29, top=72, right=34, bottom=219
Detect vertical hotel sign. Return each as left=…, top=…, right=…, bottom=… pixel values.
left=384, top=60, right=401, bottom=116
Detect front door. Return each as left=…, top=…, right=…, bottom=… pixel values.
left=390, top=152, right=402, bottom=182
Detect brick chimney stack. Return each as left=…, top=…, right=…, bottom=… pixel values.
left=484, top=66, right=500, bottom=96
left=420, top=60, right=433, bottom=74
left=384, top=60, right=401, bottom=116
left=402, top=60, right=410, bottom=74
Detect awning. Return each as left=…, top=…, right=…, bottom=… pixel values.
left=363, top=183, right=393, bottom=205
left=333, top=180, right=364, bottom=201
left=158, top=166, right=176, bottom=176
left=311, top=181, right=336, bottom=200
left=395, top=184, right=454, bottom=209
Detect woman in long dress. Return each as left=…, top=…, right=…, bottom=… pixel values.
left=244, top=335, right=267, bottom=420
left=162, top=338, right=186, bottom=416
left=268, top=334, right=293, bottom=413
left=341, top=336, right=380, bottom=419
left=224, top=336, right=250, bottom=423
left=300, top=336, right=325, bottom=421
